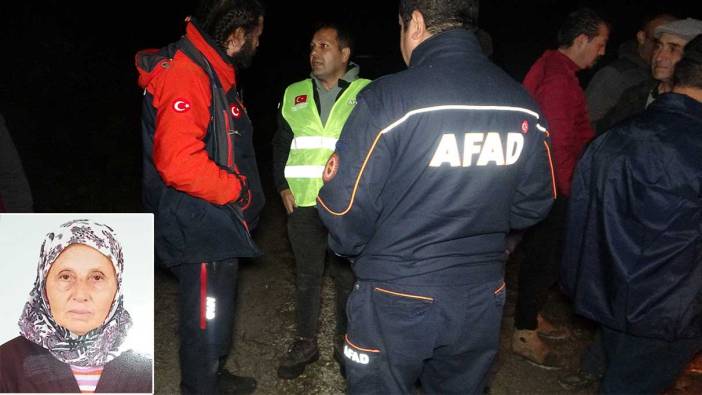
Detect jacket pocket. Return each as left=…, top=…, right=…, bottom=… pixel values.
left=371, top=286, right=434, bottom=320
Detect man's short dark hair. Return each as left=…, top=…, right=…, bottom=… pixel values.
left=313, top=21, right=354, bottom=55
left=198, top=0, right=265, bottom=49
left=399, top=0, right=479, bottom=34
left=557, top=8, right=607, bottom=48
left=673, top=34, right=702, bottom=90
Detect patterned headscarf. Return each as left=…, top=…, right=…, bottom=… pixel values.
left=18, top=219, right=132, bottom=367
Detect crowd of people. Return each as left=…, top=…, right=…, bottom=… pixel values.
left=1, top=0, right=701, bottom=393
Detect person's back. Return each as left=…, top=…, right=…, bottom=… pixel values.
left=317, top=3, right=553, bottom=392
left=562, top=34, right=702, bottom=394
left=564, top=91, right=702, bottom=340
left=329, top=29, right=553, bottom=283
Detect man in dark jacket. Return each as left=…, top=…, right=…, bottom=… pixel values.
left=597, top=18, right=702, bottom=133
left=586, top=13, right=676, bottom=126
left=135, top=1, right=265, bottom=393
left=317, top=0, right=555, bottom=393
left=562, top=34, right=702, bottom=394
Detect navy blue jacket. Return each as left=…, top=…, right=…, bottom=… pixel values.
left=317, top=29, right=555, bottom=284
left=562, top=93, right=702, bottom=341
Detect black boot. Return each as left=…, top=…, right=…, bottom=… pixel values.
left=217, top=357, right=257, bottom=395
left=277, top=337, right=320, bottom=379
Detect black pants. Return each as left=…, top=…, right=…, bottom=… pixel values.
left=287, top=206, right=355, bottom=339
left=581, top=328, right=607, bottom=378
left=514, top=197, right=568, bottom=330
left=171, top=260, right=238, bottom=394
left=600, top=326, right=702, bottom=394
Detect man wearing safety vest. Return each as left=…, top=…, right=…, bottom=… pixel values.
left=271, top=22, right=370, bottom=379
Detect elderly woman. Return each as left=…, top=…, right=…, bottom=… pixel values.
left=0, top=219, right=152, bottom=392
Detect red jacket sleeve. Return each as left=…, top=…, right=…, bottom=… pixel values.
left=534, top=75, right=580, bottom=197
left=148, top=52, right=241, bottom=205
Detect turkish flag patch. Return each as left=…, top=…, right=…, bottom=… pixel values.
left=294, top=95, right=308, bottom=105
left=172, top=98, right=192, bottom=113
left=521, top=120, right=529, bottom=134
left=323, top=153, right=339, bottom=183
left=230, top=104, right=242, bottom=119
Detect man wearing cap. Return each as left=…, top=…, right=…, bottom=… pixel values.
left=597, top=17, right=702, bottom=132
left=561, top=34, right=702, bottom=394
left=585, top=13, right=676, bottom=127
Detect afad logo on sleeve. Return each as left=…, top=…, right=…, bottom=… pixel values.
left=323, top=153, right=339, bottom=183
left=172, top=98, right=192, bottom=113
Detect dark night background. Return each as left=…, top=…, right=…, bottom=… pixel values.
left=1, top=0, right=700, bottom=213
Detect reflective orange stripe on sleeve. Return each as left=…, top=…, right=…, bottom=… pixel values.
left=543, top=140, right=557, bottom=199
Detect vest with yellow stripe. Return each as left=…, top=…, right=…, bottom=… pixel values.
left=282, top=78, right=371, bottom=206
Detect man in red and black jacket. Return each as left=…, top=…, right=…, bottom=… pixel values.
left=135, top=1, right=264, bottom=393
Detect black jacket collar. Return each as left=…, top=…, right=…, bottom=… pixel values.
left=409, top=28, right=483, bottom=68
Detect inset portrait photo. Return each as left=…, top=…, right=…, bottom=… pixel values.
left=0, top=214, right=154, bottom=393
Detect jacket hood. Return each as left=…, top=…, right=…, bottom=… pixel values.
left=135, top=18, right=236, bottom=90
left=135, top=48, right=169, bottom=89
left=342, top=62, right=361, bottom=82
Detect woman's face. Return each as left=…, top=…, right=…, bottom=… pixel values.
left=45, top=244, right=117, bottom=335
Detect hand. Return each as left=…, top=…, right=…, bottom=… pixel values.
left=280, top=189, right=296, bottom=215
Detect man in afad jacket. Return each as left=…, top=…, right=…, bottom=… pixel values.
left=135, top=0, right=265, bottom=393
left=562, top=34, right=702, bottom=394
left=317, top=0, right=555, bottom=393
left=272, top=22, right=370, bottom=379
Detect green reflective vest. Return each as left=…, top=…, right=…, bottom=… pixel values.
left=282, top=78, right=371, bottom=206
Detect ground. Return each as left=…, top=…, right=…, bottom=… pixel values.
left=154, top=190, right=702, bottom=394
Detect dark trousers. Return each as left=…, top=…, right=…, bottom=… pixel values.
left=344, top=278, right=506, bottom=394
left=514, top=197, right=568, bottom=330
left=171, top=260, right=239, bottom=394
left=581, top=328, right=607, bottom=378
left=599, top=326, right=702, bottom=394
left=288, top=206, right=354, bottom=339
